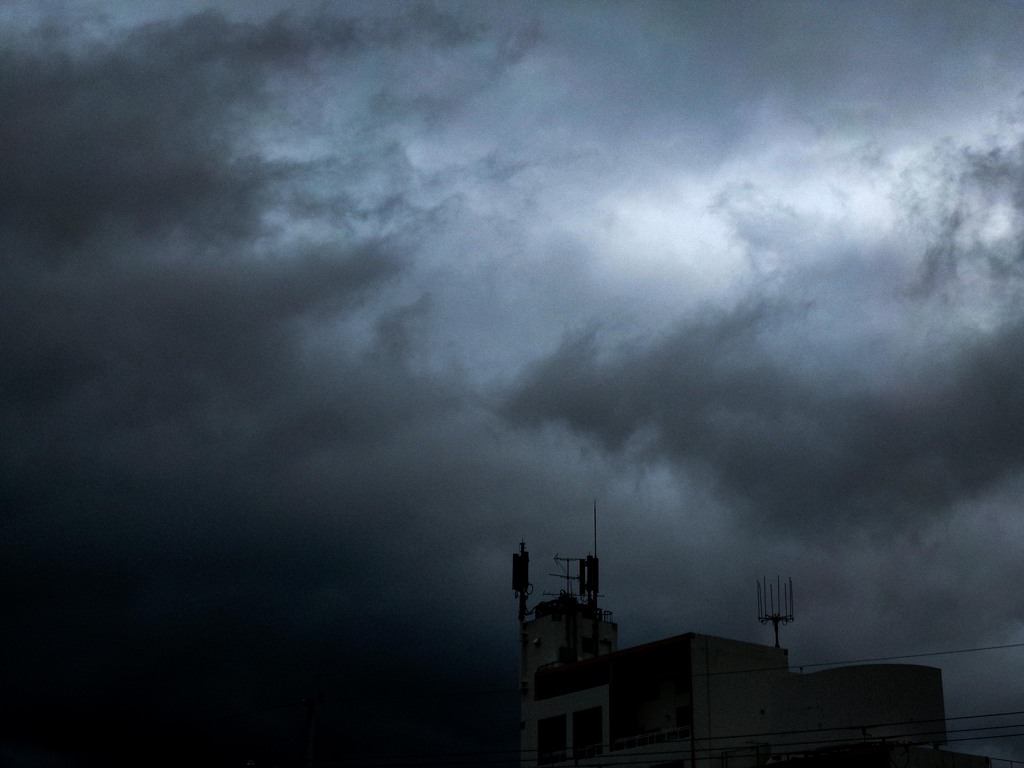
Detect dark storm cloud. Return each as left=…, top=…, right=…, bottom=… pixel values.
left=505, top=310, right=1024, bottom=526
left=504, top=136, right=1024, bottom=534
left=0, top=7, right=528, bottom=766
left=2, top=14, right=282, bottom=251
left=0, top=6, right=491, bottom=254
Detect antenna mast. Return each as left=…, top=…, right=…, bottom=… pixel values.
left=757, top=576, right=794, bottom=648
left=513, top=541, right=531, bottom=622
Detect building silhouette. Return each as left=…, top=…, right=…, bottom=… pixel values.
left=514, top=543, right=991, bottom=768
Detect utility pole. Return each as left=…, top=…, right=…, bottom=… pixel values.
left=303, top=692, right=323, bottom=768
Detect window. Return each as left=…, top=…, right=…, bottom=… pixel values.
left=573, top=706, right=602, bottom=758
left=538, top=714, right=566, bottom=765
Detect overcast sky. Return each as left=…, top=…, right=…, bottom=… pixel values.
left=5, top=1, right=1024, bottom=765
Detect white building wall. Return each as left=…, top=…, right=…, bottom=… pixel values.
left=519, top=601, right=617, bottom=767
left=690, top=634, right=790, bottom=766
left=519, top=604, right=617, bottom=689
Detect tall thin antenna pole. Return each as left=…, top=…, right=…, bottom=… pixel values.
left=593, top=499, right=598, bottom=557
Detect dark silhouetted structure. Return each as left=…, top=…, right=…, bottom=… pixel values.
left=757, top=575, right=794, bottom=648
left=514, top=542, right=991, bottom=768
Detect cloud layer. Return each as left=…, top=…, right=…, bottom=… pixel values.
left=4, top=2, right=1024, bottom=765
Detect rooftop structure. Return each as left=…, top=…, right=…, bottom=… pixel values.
left=513, top=542, right=990, bottom=768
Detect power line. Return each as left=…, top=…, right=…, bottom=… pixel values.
left=322, top=709, right=1024, bottom=768
left=793, top=641, right=1024, bottom=672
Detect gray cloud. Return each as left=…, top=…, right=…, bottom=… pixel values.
left=505, top=286, right=1024, bottom=534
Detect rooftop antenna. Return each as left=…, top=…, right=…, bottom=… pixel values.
left=513, top=541, right=531, bottom=622
left=549, top=554, right=588, bottom=598
left=757, top=576, right=794, bottom=648
left=587, top=502, right=599, bottom=610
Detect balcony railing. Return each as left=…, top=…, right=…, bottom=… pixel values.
left=574, top=743, right=603, bottom=759
left=611, top=726, right=691, bottom=751
left=540, top=727, right=691, bottom=765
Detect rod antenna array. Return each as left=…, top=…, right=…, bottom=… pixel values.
left=757, top=576, right=794, bottom=648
